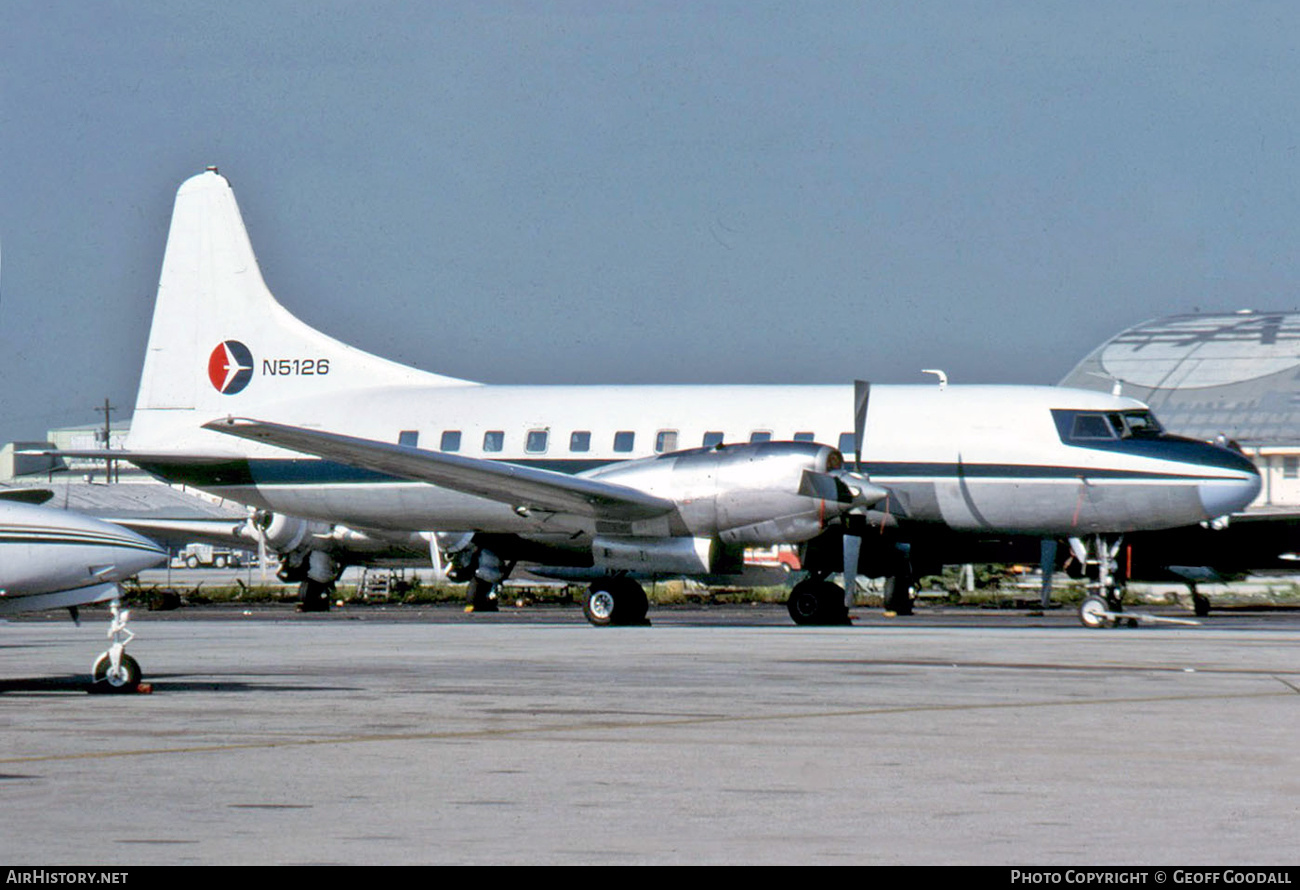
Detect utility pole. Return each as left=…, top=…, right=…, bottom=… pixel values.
left=95, top=398, right=116, bottom=483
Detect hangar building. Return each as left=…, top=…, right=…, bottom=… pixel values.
left=1060, top=309, right=1300, bottom=509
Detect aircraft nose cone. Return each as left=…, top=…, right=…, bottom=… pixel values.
left=122, top=542, right=168, bottom=575
left=104, top=525, right=168, bottom=577
left=1199, top=472, right=1262, bottom=519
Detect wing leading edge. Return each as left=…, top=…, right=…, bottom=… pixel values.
left=202, top=417, right=676, bottom=522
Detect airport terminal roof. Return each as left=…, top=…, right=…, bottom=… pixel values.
left=1060, top=310, right=1300, bottom=446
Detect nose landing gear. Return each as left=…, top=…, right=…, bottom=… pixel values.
left=90, top=599, right=143, bottom=693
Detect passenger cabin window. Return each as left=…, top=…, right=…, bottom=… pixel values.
left=613, top=431, right=635, bottom=453
left=793, top=432, right=816, bottom=442
left=570, top=431, right=591, bottom=453
left=483, top=431, right=504, bottom=452
left=1285, top=457, right=1298, bottom=480
left=655, top=431, right=678, bottom=453
left=702, top=431, right=724, bottom=448
left=838, top=432, right=856, bottom=454
left=749, top=431, right=772, bottom=444
left=440, top=430, right=461, bottom=452
left=526, top=430, right=548, bottom=453
left=398, top=430, right=419, bottom=448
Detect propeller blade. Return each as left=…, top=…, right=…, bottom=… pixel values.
left=1039, top=538, right=1058, bottom=609
left=252, top=509, right=269, bottom=584
left=426, top=532, right=447, bottom=582
left=853, top=380, right=870, bottom=470
left=842, top=531, right=861, bottom=610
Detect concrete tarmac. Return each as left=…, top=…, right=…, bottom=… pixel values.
left=2, top=604, right=1298, bottom=865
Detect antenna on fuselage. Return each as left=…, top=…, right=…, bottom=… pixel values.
left=921, top=369, right=947, bottom=390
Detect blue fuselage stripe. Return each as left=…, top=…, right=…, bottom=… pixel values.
left=135, top=456, right=1248, bottom=489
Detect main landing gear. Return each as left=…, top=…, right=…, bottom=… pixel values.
left=784, top=574, right=914, bottom=626
left=582, top=576, right=650, bottom=627
left=90, top=599, right=142, bottom=694
left=786, top=576, right=850, bottom=625
left=467, top=577, right=500, bottom=612
left=297, top=578, right=334, bottom=612
left=459, top=549, right=511, bottom=613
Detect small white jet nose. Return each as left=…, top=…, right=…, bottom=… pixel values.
left=75, top=515, right=169, bottom=581
left=115, top=532, right=168, bottom=577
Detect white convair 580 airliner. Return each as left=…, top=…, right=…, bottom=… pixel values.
left=110, top=169, right=1259, bottom=627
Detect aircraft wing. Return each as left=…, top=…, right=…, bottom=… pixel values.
left=203, top=417, right=676, bottom=522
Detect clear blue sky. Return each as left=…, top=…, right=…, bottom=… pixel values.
left=2, top=2, right=1298, bottom=442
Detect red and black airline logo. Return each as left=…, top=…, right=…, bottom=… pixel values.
left=208, top=340, right=254, bottom=395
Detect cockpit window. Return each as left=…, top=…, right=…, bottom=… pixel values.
left=1053, top=408, right=1166, bottom=445
left=1070, top=413, right=1117, bottom=440
left=1113, top=411, right=1163, bottom=438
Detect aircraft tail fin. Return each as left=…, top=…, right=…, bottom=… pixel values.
left=130, top=169, right=472, bottom=452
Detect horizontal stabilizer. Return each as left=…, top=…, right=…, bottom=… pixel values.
left=19, top=447, right=247, bottom=465
left=204, top=417, right=676, bottom=522
left=0, top=488, right=54, bottom=505
left=110, top=518, right=252, bottom=549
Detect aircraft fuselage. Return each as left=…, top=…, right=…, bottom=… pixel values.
left=137, top=382, right=1260, bottom=542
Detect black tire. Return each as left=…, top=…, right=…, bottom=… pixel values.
left=213, top=554, right=228, bottom=569
left=583, top=578, right=648, bottom=626
left=90, top=652, right=141, bottom=693
left=787, top=579, right=848, bottom=626
left=468, top=578, right=500, bottom=612
left=1078, top=595, right=1111, bottom=628
left=298, top=580, right=332, bottom=612
left=1192, top=592, right=1211, bottom=617
left=185, top=555, right=200, bottom=569
left=883, top=574, right=914, bottom=615
left=618, top=579, right=649, bottom=624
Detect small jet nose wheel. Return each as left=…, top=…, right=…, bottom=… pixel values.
left=92, top=651, right=141, bottom=691
left=90, top=599, right=142, bottom=694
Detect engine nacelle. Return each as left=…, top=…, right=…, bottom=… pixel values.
left=253, top=511, right=332, bottom=552
left=584, top=441, right=859, bottom=545
left=592, top=535, right=713, bottom=574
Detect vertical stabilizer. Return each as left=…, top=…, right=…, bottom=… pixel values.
left=130, top=169, right=472, bottom=451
